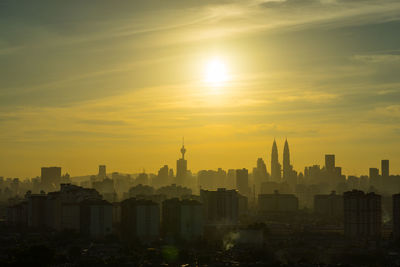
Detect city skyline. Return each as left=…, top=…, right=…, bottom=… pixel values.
left=3, top=139, right=397, bottom=179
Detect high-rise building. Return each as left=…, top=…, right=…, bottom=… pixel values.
left=161, top=198, right=203, bottom=240
left=381, top=160, right=389, bottom=177
left=369, top=168, right=379, bottom=179
left=325, top=154, right=335, bottom=173
left=200, top=188, right=239, bottom=226
left=393, top=194, right=400, bottom=240
left=121, top=198, right=160, bottom=242
left=176, top=141, right=187, bottom=186
left=344, top=190, right=381, bottom=239
left=98, top=165, right=106, bottom=179
left=283, top=139, right=290, bottom=180
left=253, top=158, right=268, bottom=192
left=41, top=167, right=62, bottom=192
left=271, top=139, right=281, bottom=181
left=314, top=191, right=343, bottom=219
left=236, top=168, right=249, bottom=196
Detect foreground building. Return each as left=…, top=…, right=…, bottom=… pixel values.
left=314, top=191, right=343, bottom=219
left=393, top=194, right=400, bottom=240
left=200, top=188, right=239, bottom=226
left=121, top=198, right=160, bottom=243
left=344, top=190, right=381, bottom=239
left=162, top=198, right=203, bottom=240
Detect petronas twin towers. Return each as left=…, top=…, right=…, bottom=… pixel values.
left=271, top=139, right=293, bottom=183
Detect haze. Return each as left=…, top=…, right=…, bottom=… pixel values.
left=1, top=0, right=400, bottom=178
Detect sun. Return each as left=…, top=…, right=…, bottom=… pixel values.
left=204, top=58, right=229, bottom=86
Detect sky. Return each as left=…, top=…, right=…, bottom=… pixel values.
left=1, top=0, right=400, bottom=178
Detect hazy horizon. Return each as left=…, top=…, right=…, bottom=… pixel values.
left=1, top=0, right=400, bottom=178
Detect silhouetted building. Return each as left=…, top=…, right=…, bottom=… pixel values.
left=236, top=168, right=249, bottom=196
left=41, top=167, right=61, bottom=192
left=200, top=188, right=239, bottom=226
left=176, top=142, right=187, bottom=186
left=121, top=198, right=160, bottom=242
left=80, top=199, right=113, bottom=237
left=27, top=194, right=47, bottom=228
left=154, top=165, right=170, bottom=188
left=393, top=194, right=400, bottom=240
left=253, top=158, right=268, bottom=192
left=369, top=168, right=379, bottom=179
left=325, top=154, right=335, bottom=173
left=381, top=160, right=389, bottom=177
left=344, top=190, right=381, bottom=239
left=314, top=191, right=343, bottom=219
left=98, top=165, right=106, bottom=179
left=271, top=139, right=281, bottom=182
left=283, top=139, right=290, bottom=180
left=162, top=198, right=203, bottom=240
left=258, top=191, right=298, bottom=214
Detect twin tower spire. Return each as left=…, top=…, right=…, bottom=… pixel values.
left=271, top=139, right=291, bottom=181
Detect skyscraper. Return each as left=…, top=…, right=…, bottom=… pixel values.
left=98, top=165, right=106, bottom=179
left=176, top=140, right=187, bottom=186
left=381, top=160, right=389, bottom=177
left=236, top=168, right=249, bottom=196
left=325, top=154, right=335, bottom=173
left=283, top=139, right=290, bottom=180
left=271, top=139, right=281, bottom=182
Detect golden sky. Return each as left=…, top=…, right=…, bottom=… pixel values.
left=1, top=0, right=400, bottom=178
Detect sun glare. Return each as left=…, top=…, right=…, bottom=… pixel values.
left=204, top=59, right=229, bottom=86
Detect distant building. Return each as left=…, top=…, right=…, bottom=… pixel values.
left=236, top=169, right=249, bottom=196
left=200, top=188, right=239, bottom=226
left=253, top=158, right=268, bottom=191
left=271, top=139, right=281, bottom=182
left=98, top=165, right=106, bottom=179
left=344, top=190, right=381, bottom=239
left=325, top=155, right=335, bottom=173
left=41, top=167, right=61, bottom=192
left=162, top=198, right=203, bottom=240
left=314, top=191, right=343, bottom=219
left=369, top=168, right=379, bottom=179
left=393, top=194, right=400, bottom=240
left=176, top=142, right=188, bottom=186
left=121, top=198, right=160, bottom=242
left=258, top=191, right=298, bottom=214
left=381, top=160, right=389, bottom=177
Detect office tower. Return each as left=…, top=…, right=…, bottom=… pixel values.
left=393, top=194, right=400, bottom=240
left=369, top=168, right=379, bottom=179
left=314, top=191, right=343, bottom=219
left=254, top=158, right=268, bottom=192
left=325, top=154, right=335, bottom=173
left=271, top=139, right=281, bottom=181
left=98, top=165, right=106, bottom=179
left=162, top=198, right=203, bottom=240
left=283, top=139, right=290, bottom=180
left=121, top=198, right=160, bottom=242
left=200, top=188, right=239, bottom=226
left=236, top=168, right=249, bottom=196
left=41, top=167, right=62, bottom=192
left=344, top=190, right=381, bottom=239
left=258, top=191, right=299, bottom=214
left=176, top=141, right=187, bottom=186
left=381, top=160, right=389, bottom=177
left=153, top=165, right=169, bottom=188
